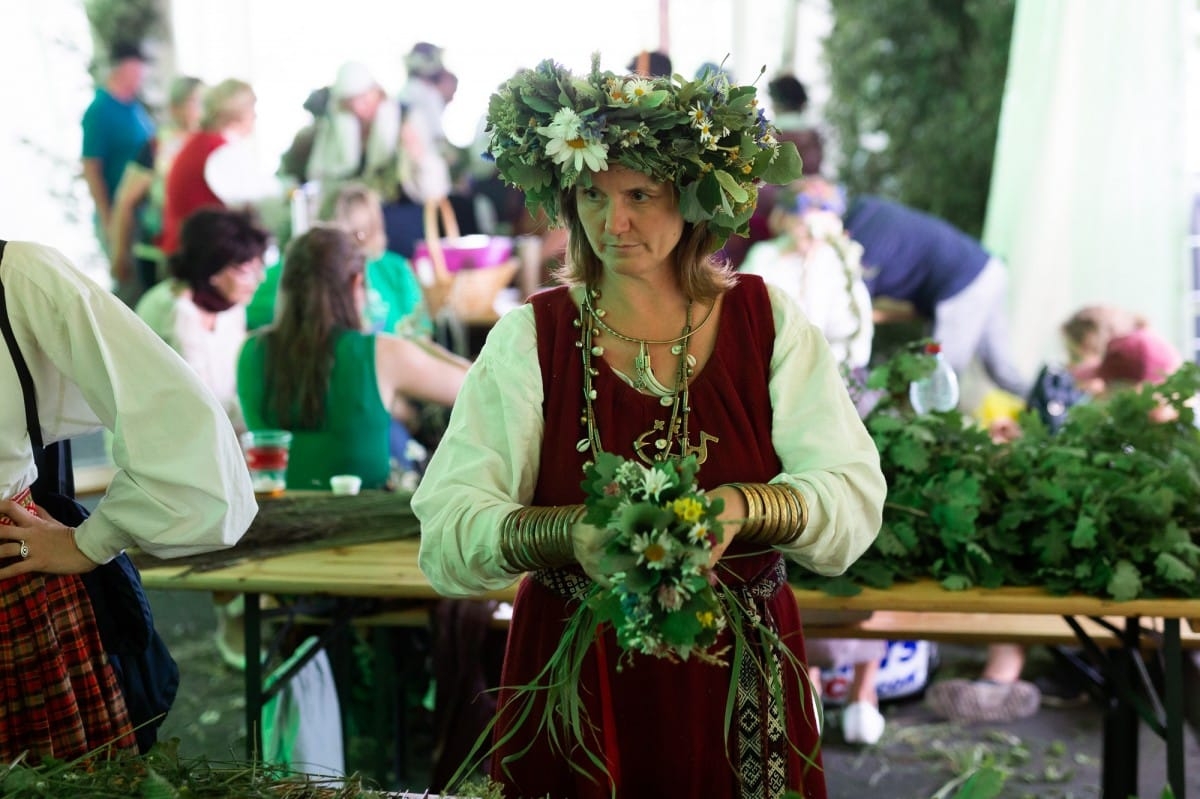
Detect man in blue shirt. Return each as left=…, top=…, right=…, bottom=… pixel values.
left=844, top=193, right=1030, bottom=399
left=81, top=41, right=156, bottom=258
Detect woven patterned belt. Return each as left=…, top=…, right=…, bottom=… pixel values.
left=0, top=487, right=35, bottom=526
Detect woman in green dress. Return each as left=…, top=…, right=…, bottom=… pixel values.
left=237, top=225, right=466, bottom=491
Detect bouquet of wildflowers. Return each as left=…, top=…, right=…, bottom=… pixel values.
left=445, top=453, right=819, bottom=789
left=580, top=452, right=729, bottom=664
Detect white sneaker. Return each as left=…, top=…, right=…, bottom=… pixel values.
left=842, top=701, right=885, bottom=745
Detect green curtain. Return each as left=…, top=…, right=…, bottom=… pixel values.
left=982, top=0, right=1191, bottom=373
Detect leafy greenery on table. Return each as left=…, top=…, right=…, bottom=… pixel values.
left=792, top=342, right=1200, bottom=601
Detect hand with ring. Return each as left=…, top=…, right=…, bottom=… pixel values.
left=0, top=499, right=97, bottom=579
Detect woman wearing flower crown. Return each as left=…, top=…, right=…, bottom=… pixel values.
left=413, top=57, right=886, bottom=799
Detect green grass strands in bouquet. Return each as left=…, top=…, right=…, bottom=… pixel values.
left=718, top=579, right=824, bottom=775
left=444, top=599, right=614, bottom=794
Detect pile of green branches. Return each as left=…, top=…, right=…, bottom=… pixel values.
left=794, top=341, right=1200, bottom=601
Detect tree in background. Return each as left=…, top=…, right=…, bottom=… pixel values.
left=82, top=0, right=167, bottom=76
left=823, top=0, right=1015, bottom=237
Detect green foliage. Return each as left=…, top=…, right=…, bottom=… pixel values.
left=0, top=738, right=390, bottom=797
left=793, top=342, right=1200, bottom=601
left=823, top=0, right=1016, bottom=236
left=83, top=0, right=165, bottom=55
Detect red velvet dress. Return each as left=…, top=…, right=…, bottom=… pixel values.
left=490, top=277, right=827, bottom=799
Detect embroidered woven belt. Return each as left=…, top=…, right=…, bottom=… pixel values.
left=0, top=487, right=35, bottom=526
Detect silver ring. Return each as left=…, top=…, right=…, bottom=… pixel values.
left=18, top=540, right=29, bottom=559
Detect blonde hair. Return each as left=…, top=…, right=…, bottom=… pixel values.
left=1061, top=305, right=1145, bottom=359
left=324, top=182, right=385, bottom=256
left=202, top=79, right=256, bottom=130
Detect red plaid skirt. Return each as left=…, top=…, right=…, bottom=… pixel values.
left=0, top=488, right=136, bottom=761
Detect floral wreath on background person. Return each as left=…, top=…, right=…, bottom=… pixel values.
left=483, top=53, right=803, bottom=245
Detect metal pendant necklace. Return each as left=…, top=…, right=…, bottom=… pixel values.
left=575, top=287, right=715, bottom=466
left=582, top=288, right=713, bottom=396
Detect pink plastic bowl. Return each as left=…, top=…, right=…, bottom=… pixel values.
left=414, top=234, right=514, bottom=273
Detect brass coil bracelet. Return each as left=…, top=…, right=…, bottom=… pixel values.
left=728, top=482, right=809, bottom=547
left=498, top=504, right=587, bottom=574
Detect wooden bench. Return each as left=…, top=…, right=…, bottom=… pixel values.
left=803, top=610, right=1200, bottom=648
left=290, top=601, right=1200, bottom=650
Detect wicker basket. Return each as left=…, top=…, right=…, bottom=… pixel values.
left=414, top=198, right=518, bottom=322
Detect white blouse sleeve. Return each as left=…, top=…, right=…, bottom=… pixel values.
left=412, top=306, right=544, bottom=597
left=762, top=283, right=886, bottom=575
left=0, top=242, right=257, bottom=563
left=205, top=139, right=287, bottom=206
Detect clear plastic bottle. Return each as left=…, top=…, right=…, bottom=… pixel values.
left=909, top=342, right=960, bottom=413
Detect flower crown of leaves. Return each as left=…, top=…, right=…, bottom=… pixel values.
left=483, top=54, right=803, bottom=243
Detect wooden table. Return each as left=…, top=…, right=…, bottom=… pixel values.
left=141, top=539, right=1200, bottom=799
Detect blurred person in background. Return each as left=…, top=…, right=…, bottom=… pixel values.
left=627, top=49, right=673, bottom=77
left=109, top=75, right=206, bottom=305
left=741, top=180, right=891, bottom=745
left=237, top=225, right=466, bottom=493
left=724, top=73, right=825, bottom=269
left=161, top=78, right=291, bottom=257
left=306, top=61, right=402, bottom=200
left=136, top=207, right=269, bottom=435
left=935, top=311, right=1181, bottom=725
left=81, top=41, right=155, bottom=259
left=842, top=190, right=1031, bottom=400
left=398, top=42, right=462, bottom=203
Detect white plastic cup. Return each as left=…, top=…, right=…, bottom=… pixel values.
left=330, top=474, right=362, bottom=495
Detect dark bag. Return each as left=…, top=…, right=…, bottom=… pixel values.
left=1026, top=364, right=1087, bottom=434
left=0, top=240, right=179, bottom=753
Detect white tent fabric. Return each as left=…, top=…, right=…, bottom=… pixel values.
left=983, top=0, right=1192, bottom=375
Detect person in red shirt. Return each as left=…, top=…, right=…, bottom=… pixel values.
left=162, top=79, right=287, bottom=256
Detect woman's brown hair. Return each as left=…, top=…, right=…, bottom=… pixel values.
left=255, top=225, right=365, bottom=428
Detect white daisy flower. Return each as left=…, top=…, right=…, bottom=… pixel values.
left=623, top=78, right=655, bottom=103
left=631, top=531, right=676, bottom=569
left=642, top=468, right=672, bottom=500
left=688, top=521, right=712, bottom=545
left=538, top=107, right=608, bottom=173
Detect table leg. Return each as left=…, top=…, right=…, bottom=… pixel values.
left=244, top=591, right=263, bottom=760
left=1100, top=616, right=1140, bottom=799
left=1164, top=618, right=1185, bottom=799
